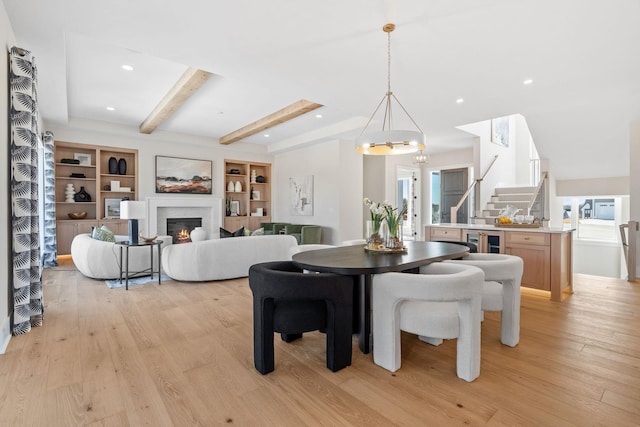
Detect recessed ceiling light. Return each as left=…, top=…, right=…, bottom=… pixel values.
left=106, top=106, right=115, bottom=111
left=263, top=134, right=270, bottom=138
left=121, top=64, right=134, bottom=71
left=315, top=114, right=323, bottom=118
left=523, top=79, right=533, bottom=85
left=456, top=98, right=464, bottom=104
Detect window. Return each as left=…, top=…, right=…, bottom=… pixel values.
left=431, top=171, right=440, bottom=224
left=563, top=197, right=619, bottom=241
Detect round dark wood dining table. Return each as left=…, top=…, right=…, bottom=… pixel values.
left=291, top=240, right=470, bottom=353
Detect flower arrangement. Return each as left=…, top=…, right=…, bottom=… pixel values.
left=364, top=198, right=407, bottom=249
left=384, top=201, right=407, bottom=237
left=364, top=198, right=386, bottom=233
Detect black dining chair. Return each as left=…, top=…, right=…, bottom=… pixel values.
left=248, top=261, right=354, bottom=374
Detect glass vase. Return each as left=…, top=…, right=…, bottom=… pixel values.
left=366, top=220, right=383, bottom=250
left=385, top=221, right=403, bottom=250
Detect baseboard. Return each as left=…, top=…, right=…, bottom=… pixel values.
left=0, top=315, right=11, bottom=354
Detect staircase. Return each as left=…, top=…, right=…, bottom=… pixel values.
left=473, top=186, right=538, bottom=225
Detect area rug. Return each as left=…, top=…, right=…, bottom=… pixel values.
left=105, top=275, right=170, bottom=289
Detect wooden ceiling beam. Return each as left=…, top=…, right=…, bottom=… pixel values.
left=139, top=67, right=211, bottom=134
left=219, top=99, right=323, bottom=145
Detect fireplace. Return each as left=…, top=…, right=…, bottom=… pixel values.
left=167, top=217, right=202, bottom=244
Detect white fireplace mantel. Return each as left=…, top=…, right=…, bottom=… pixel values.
left=145, top=196, right=222, bottom=239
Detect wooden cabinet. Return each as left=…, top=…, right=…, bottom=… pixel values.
left=505, top=231, right=572, bottom=301
left=429, top=227, right=462, bottom=242
left=224, top=159, right=271, bottom=231
left=505, top=232, right=551, bottom=291
left=54, top=141, right=138, bottom=255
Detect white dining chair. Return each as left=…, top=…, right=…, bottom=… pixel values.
left=372, top=263, right=484, bottom=382
left=445, top=253, right=523, bottom=347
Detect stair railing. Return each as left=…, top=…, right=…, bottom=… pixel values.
left=620, top=221, right=638, bottom=281
left=450, top=155, right=499, bottom=224
left=527, top=171, right=549, bottom=223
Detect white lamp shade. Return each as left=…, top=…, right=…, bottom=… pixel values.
left=120, top=200, right=146, bottom=220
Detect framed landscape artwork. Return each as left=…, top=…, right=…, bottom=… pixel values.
left=155, top=156, right=212, bottom=194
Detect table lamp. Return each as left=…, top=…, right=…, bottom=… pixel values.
left=120, top=200, right=145, bottom=245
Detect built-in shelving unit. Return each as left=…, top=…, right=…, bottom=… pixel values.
left=224, top=159, right=271, bottom=231
left=54, top=141, right=138, bottom=254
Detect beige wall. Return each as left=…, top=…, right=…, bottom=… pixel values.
left=1, top=0, right=17, bottom=352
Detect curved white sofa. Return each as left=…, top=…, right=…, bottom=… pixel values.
left=162, top=234, right=298, bottom=281
left=71, top=233, right=172, bottom=280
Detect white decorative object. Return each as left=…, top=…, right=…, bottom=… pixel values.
left=250, top=169, right=257, bottom=183
left=234, top=181, right=242, bottom=192
left=227, top=181, right=235, bottom=192
left=65, top=184, right=75, bottom=202
left=190, top=227, right=206, bottom=242
left=111, top=180, right=121, bottom=191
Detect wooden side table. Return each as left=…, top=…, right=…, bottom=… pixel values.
left=115, top=240, right=163, bottom=290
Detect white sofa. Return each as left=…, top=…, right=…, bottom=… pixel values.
left=71, top=233, right=172, bottom=280
left=162, top=234, right=298, bottom=281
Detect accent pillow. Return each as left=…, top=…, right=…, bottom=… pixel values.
left=251, top=227, right=264, bottom=236
left=220, top=226, right=245, bottom=238
left=92, top=224, right=116, bottom=242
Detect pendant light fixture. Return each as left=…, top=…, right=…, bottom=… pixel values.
left=355, top=23, right=426, bottom=155
left=415, top=150, right=430, bottom=164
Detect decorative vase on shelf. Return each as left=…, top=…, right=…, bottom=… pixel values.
left=65, top=183, right=75, bottom=202
left=190, top=227, right=206, bottom=242
left=117, top=158, right=127, bottom=175
left=235, top=181, right=242, bottom=192
left=250, top=169, right=257, bottom=183
left=73, top=186, right=91, bottom=202
left=366, top=220, right=384, bottom=250
left=108, top=156, right=117, bottom=174
left=227, top=181, right=235, bottom=192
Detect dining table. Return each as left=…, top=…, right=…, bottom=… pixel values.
left=291, top=240, right=470, bottom=354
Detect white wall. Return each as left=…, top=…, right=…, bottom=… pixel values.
left=274, top=140, right=363, bottom=244
left=1, top=0, right=17, bottom=353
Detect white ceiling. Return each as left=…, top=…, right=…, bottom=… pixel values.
left=4, top=0, right=640, bottom=180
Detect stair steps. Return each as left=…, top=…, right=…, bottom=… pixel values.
left=474, top=186, right=537, bottom=225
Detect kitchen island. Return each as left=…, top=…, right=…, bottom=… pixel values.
left=425, top=223, right=574, bottom=302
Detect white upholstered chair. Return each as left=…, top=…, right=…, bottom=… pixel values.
left=372, top=263, right=484, bottom=382
left=287, top=244, right=336, bottom=259
left=445, top=253, right=523, bottom=347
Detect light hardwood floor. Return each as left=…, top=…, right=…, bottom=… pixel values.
left=1, top=268, right=639, bottom=426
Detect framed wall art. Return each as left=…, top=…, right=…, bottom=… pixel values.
left=74, top=152, right=91, bottom=166
left=289, top=175, right=313, bottom=216
left=155, top=155, right=212, bottom=194
left=491, top=116, right=510, bottom=147
left=104, top=198, right=122, bottom=219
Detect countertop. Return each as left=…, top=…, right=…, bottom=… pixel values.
left=429, top=223, right=575, bottom=234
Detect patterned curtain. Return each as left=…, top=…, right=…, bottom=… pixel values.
left=10, top=47, right=44, bottom=335
left=41, top=131, right=58, bottom=267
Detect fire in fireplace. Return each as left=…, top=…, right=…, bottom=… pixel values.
left=167, top=217, right=202, bottom=244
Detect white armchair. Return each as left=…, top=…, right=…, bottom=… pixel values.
left=445, top=253, right=523, bottom=347
left=372, top=263, right=484, bottom=382
left=71, top=233, right=172, bottom=280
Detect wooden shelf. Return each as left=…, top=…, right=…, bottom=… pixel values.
left=224, top=159, right=271, bottom=231
left=55, top=140, right=138, bottom=254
